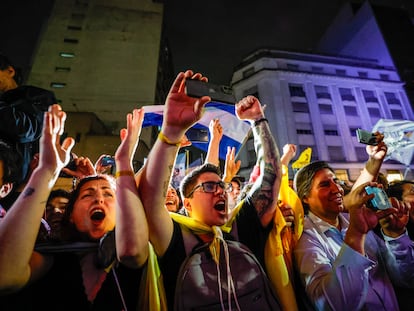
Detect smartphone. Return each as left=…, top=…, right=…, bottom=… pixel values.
left=365, top=186, right=392, bottom=210
left=185, top=79, right=236, bottom=104
left=101, top=156, right=115, bottom=166
left=356, top=129, right=378, bottom=145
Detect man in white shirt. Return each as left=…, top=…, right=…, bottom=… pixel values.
left=293, top=160, right=414, bottom=311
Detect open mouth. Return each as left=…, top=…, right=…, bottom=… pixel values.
left=214, top=202, right=226, bottom=212
left=90, top=209, right=105, bottom=221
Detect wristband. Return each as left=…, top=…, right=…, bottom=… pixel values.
left=115, top=170, right=135, bottom=179
left=158, top=132, right=181, bottom=147
left=253, top=118, right=268, bottom=127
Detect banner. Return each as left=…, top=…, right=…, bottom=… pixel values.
left=372, top=119, right=414, bottom=166
left=142, top=102, right=251, bottom=160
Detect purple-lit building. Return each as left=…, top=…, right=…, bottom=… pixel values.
left=231, top=2, right=414, bottom=182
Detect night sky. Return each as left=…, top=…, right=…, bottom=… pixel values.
left=0, top=0, right=411, bottom=84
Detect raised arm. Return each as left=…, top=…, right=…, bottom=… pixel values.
left=114, top=108, right=148, bottom=268
left=352, top=133, right=387, bottom=190
left=138, top=70, right=210, bottom=256
left=204, top=118, right=223, bottom=166
left=235, top=96, right=281, bottom=226
left=0, top=104, right=74, bottom=293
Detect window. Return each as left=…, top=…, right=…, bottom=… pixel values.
left=319, top=104, right=333, bottom=114
left=362, top=90, right=378, bottom=103
left=59, top=52, right=75, bottom=58
left=324, top=129, right=338, bottom=136
left=67, top=25, right=82, bottom=31
left=335, top=69, right=346, bottom=76
left=315, top=85, right=331, bottom=99
left=380, top=74, right=390, bottom=80
left=242, top=67, right=255, bottom=78
left=292, top=102, right=309, bottom=113
left=358, top=71, right=368, bottom=78
left=355, top=147, right=368, bottom=161
left=339, top=88, right=355, bottom=101
left=324, top=124, right=338, bottom=136
left=385, top=92, right=401, bottom=105
left=64, top=38, right=79, bottom=44
left=71, top=13, right=85, bottom=20
left=328, top=146, right=345, bottom=161
left=344, top=106, right=358, bottom=116
left=297, top=129, right=313, bottom=134
left=289, top=85, right=306, bottom=98
left=50, top=82, right=66, bottom=88
left=391, top=109, right=403, bottom=119
left=55, top=67, right=71, bottom=72
left=368, top=107, right=381, bottom=118
left=287, top=63, right=299, bottom=71
left=311, top=66, right=323, bottom=73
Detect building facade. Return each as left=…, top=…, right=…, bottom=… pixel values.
left=26, top=0, right=165, bottom=163
left=231, top=48, right=414, bottom=182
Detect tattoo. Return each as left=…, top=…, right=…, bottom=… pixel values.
left=23, top=187, right=35, bottom=197
left=163, top=164, right=174, bottom=197
left=250, top=119, right=281, bottom=218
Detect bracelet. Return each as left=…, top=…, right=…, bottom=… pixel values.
left=158, top=132, right=181, bottom=147
left=114, top=170, right=135, bottom=179
left=253, top=118, right=268, bottom=127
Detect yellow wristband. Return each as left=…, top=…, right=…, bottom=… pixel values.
left=158, top=132, right=181, bottom=147
left=114, top=170, right=135, bottom=179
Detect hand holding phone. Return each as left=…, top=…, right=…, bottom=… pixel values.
left=365, top=186, right=392, bottom=210
left=185, top=80, right=236, bottom=104
left=356, top=129, right=379, bottom=145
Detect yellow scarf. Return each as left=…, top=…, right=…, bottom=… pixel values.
left=264, top=165, right=304, bottom=311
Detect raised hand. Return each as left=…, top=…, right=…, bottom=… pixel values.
left=209, top=118, right=224, bottom=142
left=115, top=108, right=145, bottom=168
left=235, top=95, right=265, bottom=122
left=39, top=104, right=74, bottom=176
left=61, top=155, right=96, bottom=178
left=223, top=146, right=241, bottom=182
left=161, top=70, right=211, bottom=142
left=379, top=197, right=409, bottom=237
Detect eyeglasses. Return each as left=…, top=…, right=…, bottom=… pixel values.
left=187, top=181, right=232, bottom=197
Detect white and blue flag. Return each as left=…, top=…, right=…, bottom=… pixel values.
left=142, top=102, right=251, bottom=160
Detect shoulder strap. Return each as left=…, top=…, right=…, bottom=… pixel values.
left=180, top=224, right=205, bottom=255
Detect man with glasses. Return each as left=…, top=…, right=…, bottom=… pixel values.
left=136, top=70, right=282, bottom=310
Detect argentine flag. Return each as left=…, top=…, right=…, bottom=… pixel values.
left=142, top=102, right=251, bottom=160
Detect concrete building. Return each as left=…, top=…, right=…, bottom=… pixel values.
left=231, top=48, right=414, bottom=182
left=26, top=0, right=165, bottom=163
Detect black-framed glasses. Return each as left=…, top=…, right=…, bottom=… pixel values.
left=187, top=181, right=232, bottom=197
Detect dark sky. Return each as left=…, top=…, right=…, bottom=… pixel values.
left=1, top=0, right=411, bottom=84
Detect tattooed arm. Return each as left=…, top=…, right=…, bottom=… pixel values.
left=235, top=96, right=281, bottom=227
left=0, top=105, right=74, bottom=293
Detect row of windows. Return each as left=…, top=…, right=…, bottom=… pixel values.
left=296, top=127, right=360, bottom=137
left=51, top=5, right=88, bottom=89
left=286, top=62, right=391, bottom=81
left=290, top=84, right=401, bottom=106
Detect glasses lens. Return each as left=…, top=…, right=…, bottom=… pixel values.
left=203, top=182, right=217, bottom=193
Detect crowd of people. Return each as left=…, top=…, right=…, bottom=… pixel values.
left=0, top=54, right=413, bottom=311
